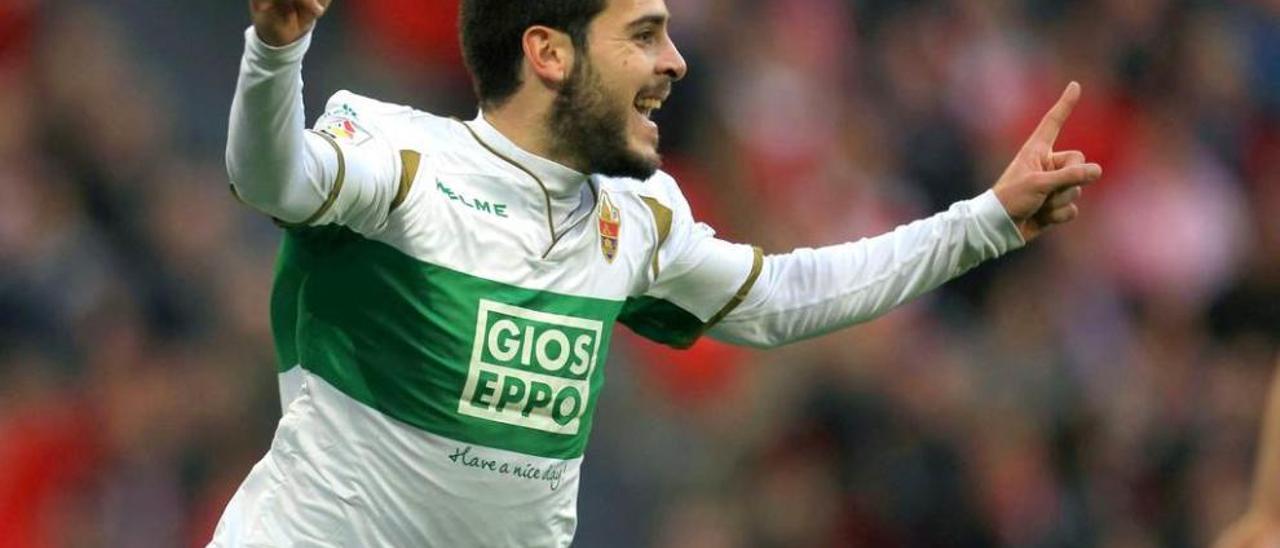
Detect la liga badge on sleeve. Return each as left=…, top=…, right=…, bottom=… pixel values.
left=598, top=191, right=620, bottom=263
left=319, top=117, right=372, bottom=146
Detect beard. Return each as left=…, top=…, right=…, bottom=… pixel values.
left=548, top=59, right=660, bottom=180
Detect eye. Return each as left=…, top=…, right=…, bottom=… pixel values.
left=634, top=29, right=658, bottom=45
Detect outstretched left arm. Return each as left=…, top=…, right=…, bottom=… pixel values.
left=711, top=83, right=1101, bottom=348
left=711, top=190, right=1019, bottom=348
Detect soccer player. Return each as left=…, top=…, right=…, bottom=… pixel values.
left=1215, top=356, right=1280, bottom=548
left=211, top=0, right=1102, bottom=545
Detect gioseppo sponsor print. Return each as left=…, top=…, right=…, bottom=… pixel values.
left=459, top=300, right=602, bottom=435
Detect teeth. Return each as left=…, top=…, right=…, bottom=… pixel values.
left=635, top=98, right=663, bottom=111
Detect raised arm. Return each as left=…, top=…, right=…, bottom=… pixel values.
left=228, top=1, right=403, bottom=232
left=227, top=0, right=332, bottom=223
left=250, top=0, right=329, bottom=48
left=709, top=83, right=1103, bottom=348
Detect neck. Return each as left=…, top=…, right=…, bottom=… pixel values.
left=482, top=96, right=587, bottom=173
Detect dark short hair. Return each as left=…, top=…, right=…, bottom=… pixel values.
left=460, top=0, right=607, bottom=107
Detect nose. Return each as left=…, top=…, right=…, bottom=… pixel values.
left=658, top=37, right=688, bottom=82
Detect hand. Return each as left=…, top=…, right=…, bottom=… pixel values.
left=1215, top=513, right=1280, bottom=548
left=992, top=82, right=1103, bottom=242
left=250, top=0, right=331, bottom=47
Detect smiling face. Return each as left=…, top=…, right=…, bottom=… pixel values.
left=547, top=0, right=687, bottom=179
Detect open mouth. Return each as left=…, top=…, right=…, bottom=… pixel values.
left=634, top=95, right=665, bottom=119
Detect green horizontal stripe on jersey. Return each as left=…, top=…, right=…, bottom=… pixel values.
left=278, top=225, right=623, bottom=459
left=271, top=231, right=310, bottom=372
left=618, top=296, right=705, bottom=349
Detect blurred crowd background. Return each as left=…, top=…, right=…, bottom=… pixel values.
left=1, top=0, right=1277, bottom=546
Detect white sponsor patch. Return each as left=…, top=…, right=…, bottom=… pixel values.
left=458, top=300, right=602, bottom=435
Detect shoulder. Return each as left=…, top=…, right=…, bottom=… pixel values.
left=317, top=90, right=464, bottom=152
left=598, top=169, right=691, bottom=216
left=323, top=90, right=416, bottom=119
left=597, top=170, right=694, bottom=256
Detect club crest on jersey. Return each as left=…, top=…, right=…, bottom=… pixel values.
left=598, top=191, right=620, bottom=263
left=318, top=117, right=372, bottom=145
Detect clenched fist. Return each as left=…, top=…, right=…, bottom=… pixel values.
left=251, top=0, right=332, bottom=47
left=992, top=82, right=1103, bottom=242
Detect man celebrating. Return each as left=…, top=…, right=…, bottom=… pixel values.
left=213, top=0, right=1102, bottom=545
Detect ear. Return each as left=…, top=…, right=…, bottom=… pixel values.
left=522, top=25, right=576, bottom=88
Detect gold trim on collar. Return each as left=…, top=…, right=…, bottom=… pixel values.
left=462, top=122, right=555, bottom=247
left=461, top=121, right=596, bottom=259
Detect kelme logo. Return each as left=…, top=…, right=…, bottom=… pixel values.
left=458, top=300, right=602, bottom=435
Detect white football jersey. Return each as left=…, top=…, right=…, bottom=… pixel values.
left=214, top=89, right=760, bottom=547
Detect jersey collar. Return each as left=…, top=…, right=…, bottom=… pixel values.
left=466, top=113, right=589, bottom=200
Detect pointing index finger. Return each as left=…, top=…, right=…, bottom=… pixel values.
left=1029, top=81, right=1081, bottom=148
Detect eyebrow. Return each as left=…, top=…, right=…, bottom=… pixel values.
left=625, top=13, right=669, bottom=31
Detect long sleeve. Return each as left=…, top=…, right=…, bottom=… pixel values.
left=709, top=190, right=1024, bottom=348
left=227, top=27, right=401, bottom=231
